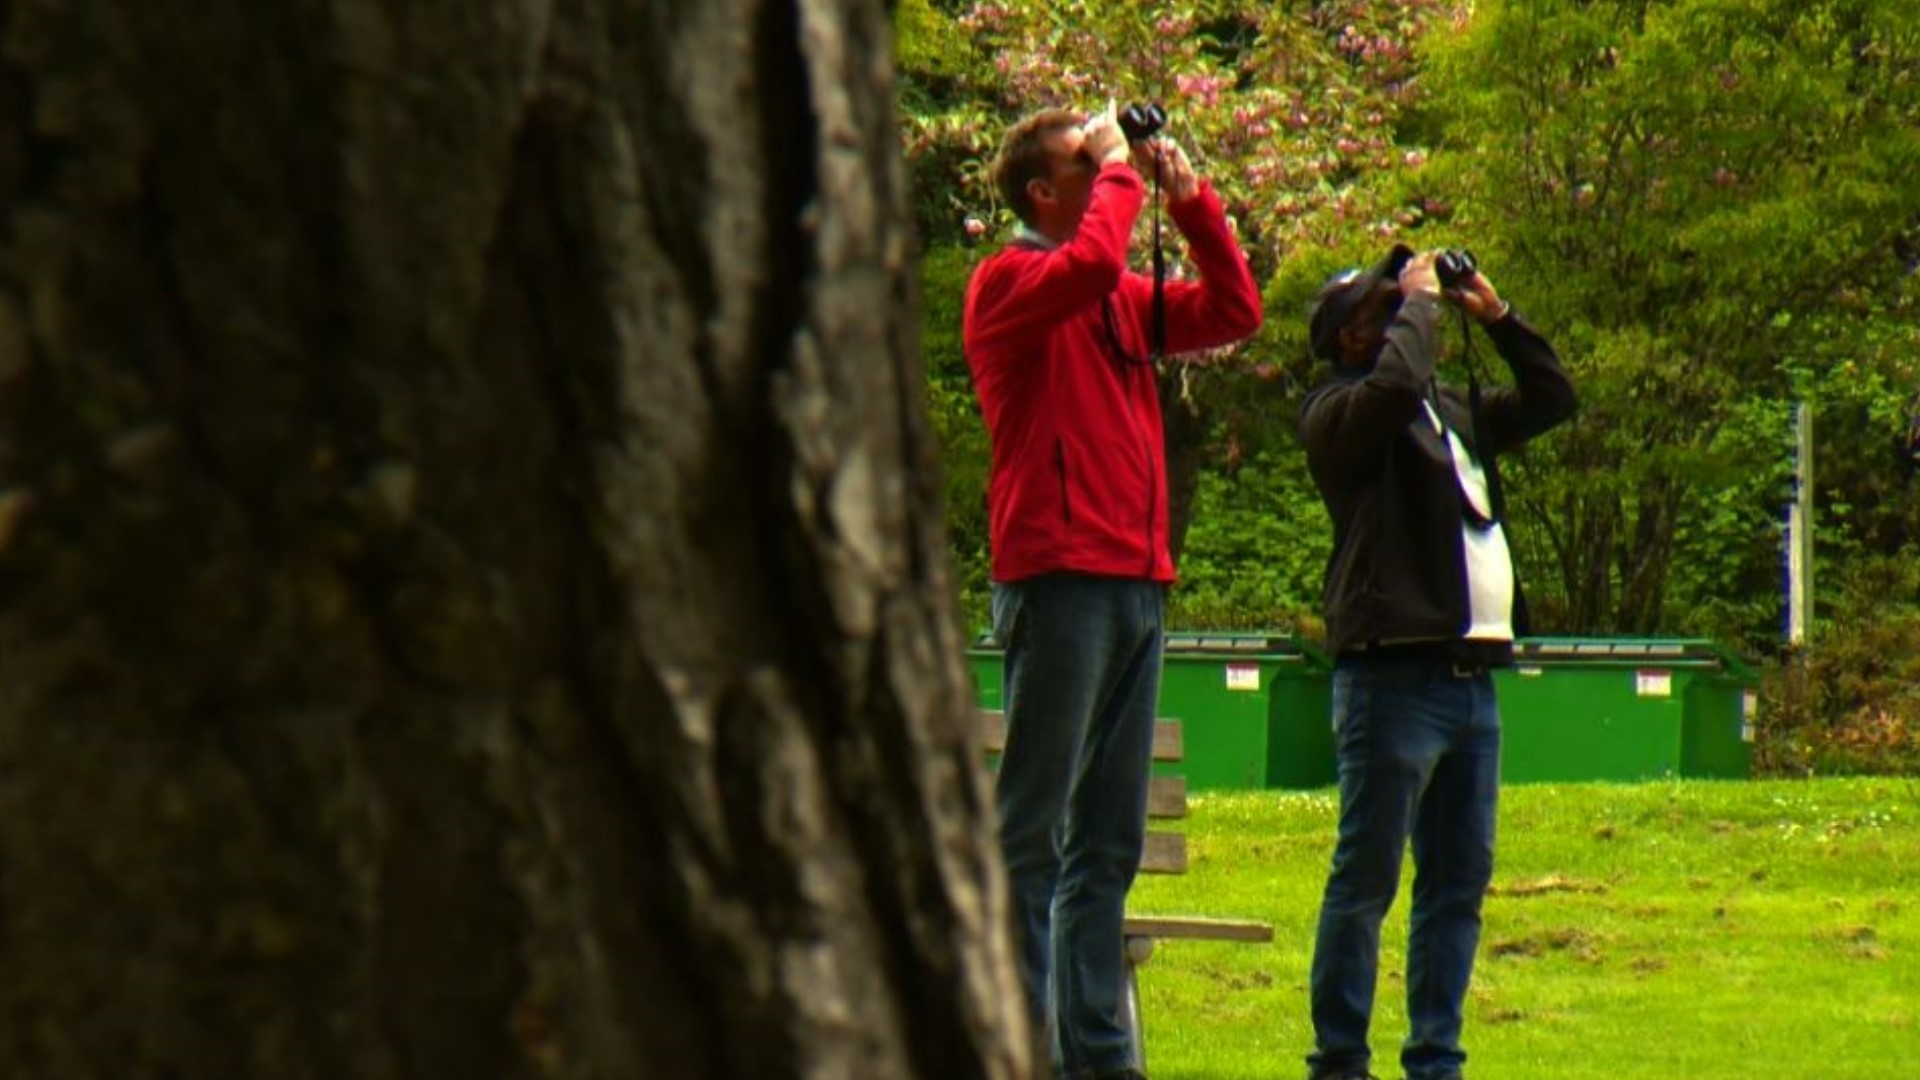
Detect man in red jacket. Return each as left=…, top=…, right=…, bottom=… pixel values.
left=964, top=104, right=1261, bottom=1080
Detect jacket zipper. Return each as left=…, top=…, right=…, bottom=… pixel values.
left=1054, top=440, right=1072, bottom=524
left=1134, top=365, right=1158, bottom=576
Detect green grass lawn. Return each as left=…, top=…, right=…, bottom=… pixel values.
left=1126, top=777, right=1919, bottom=1080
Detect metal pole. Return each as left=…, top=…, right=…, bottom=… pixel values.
left=1787, top=402, right=1814, bottom=647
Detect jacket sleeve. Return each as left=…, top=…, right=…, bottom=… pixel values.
left=1295, top=295, right=1446, bottom=482
left=965, top=165, right=1146, bottom=350
left=1134, top=182, right=1263, bottom=351
left=1474, top=309, right=1578, bottom=454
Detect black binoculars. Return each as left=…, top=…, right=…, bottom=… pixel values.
left=1436, top=249, right=1478, bottom=289
left=1118, top=103, right=1167, bottom=142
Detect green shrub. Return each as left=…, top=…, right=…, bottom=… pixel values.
left=1755, top=572, right=1920, bottom=777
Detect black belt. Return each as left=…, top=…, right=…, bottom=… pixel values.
left=1340, top=639, right=1513, bottom=677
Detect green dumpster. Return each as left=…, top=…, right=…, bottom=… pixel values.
left=965, top=632, right=1335, bottom=791
left=967, top=644, right=1003, bottom=714
left=1159, top=634, right=1333, bottom=790
left=1497, top=638, right=1757, bottom=783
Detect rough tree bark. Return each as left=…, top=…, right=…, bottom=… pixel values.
left=0, top=1, right=1026, bottom=1077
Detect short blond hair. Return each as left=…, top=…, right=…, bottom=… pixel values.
left=989, top=108, right=1082, bottom=227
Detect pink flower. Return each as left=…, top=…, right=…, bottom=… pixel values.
left=964, top=217, right=987, bottom=239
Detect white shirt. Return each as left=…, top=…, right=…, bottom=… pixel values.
left=1424, top=400, right=1514, bottom=641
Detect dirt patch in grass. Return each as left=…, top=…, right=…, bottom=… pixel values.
left=1488, top=926, right=1603, bottom=962
left=1489, top=873, right=1609, bottom=898
left=1818, top=924, right=1888, bottom=960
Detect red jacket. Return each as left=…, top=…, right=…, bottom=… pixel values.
left=964, top=165, right=1261, bottom=583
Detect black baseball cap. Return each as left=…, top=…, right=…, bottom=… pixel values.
left=1309, top=243, right=1415, bottom=361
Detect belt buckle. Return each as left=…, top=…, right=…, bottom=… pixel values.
left=1450, top=660, right=1481, bottom=678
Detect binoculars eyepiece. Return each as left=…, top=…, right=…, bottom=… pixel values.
left=1436, top=249, right=1478, bottom=290
left=1118, top=103, right=1168, bottom=142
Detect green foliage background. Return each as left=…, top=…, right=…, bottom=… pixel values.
left=899, top=0, right=1920, bottom=773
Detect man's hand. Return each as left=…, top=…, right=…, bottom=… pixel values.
left=1399, top=252, right=1441, bottom=299
left=1451, top=271, right=1510, bottom=324
left=1130, top=138, right=1201, bottom=202
left=1082, top=108, right=1131, bottom=168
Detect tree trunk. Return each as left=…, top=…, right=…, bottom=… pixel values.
left=0, top=1, right=1026, bottom=1077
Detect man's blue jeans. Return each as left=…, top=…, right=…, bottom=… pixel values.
left=1307, top=653, right=1501, bottom=1080
left=992, top=575, right=1163, bottom=1078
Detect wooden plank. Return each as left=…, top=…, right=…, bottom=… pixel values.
left=1123, top=915, right=1274, bottom=943
left=1146, top=775, right=1186, bottom=819
left=978, top=710, right=1182, bottom=762
left=1139, top=831, right=1186, bottom=874
left=976, top=755, right=1183, bottom=819
left=976, top=709, right=1008, bottom=753
left=1152, top=720, right=1183, bottom=762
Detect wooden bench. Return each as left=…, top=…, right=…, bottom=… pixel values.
left=980, top=709, right=1273, bottom=1070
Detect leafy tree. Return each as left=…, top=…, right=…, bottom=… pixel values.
left=901, top=0, right=1920, bottom=769
left=1416, top=0, right=1920, bottom=643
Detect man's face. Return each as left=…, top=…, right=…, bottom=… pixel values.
left=1338, top=278, right=1405, bottom=365
left=1035, top=126, right=1100, bottom=232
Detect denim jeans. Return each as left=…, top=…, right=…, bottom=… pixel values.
left=992, top=575, right=1164, bottom=1078
left=1307, top=653, right=1501, bottom=1080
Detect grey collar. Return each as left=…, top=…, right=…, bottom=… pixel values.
left=1014, top=225, right=1058, bottom=250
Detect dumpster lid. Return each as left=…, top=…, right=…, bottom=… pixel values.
left=1163, top=632, right=1326, bottom=662
left=973, top=629, right=1325, bottom=663
left=1166, top=633, right=1278, bottom=653
left=1513, top=637, right=1755, bottom=678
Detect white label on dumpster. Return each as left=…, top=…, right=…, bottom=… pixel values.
left=1516, top=665, right=1544, bottom=677
left=1225, top=663, right=1260, bottom=692
left=1635, top=669, right=1673, bottom=697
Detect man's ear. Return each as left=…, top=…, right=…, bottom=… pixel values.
left=1026, top=176, right=1056, bottom=211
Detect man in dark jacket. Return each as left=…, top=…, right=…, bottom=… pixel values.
left=965, top=105, right=1261, bottom=1080
left=1296, top=244, right=1575, bottom=1080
